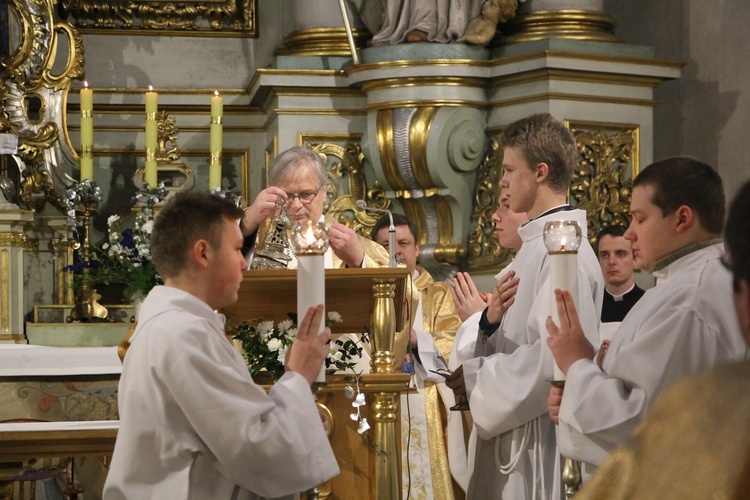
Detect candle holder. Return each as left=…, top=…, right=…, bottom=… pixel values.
left=291, top=220, right=330, bottom=384
left=543, top=220, right=582, bottom=384
left=543, top=220, right=583, bottom=498
left=291, top=220, right=330, bottom=256
left=65, top=180, right=109, bottom=322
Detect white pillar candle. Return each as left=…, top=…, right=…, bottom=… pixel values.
left=549, top=251, right=579, bottom=381
left=297, top=254, right=326, bottom=383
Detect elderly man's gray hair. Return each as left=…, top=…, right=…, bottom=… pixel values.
left=268, top=146, right=327, bottom=189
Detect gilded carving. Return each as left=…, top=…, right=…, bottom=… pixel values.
left=1, top=249, right=9, bottom=335
left=0, top=232, right=37, bottom=251
left=568, top=122, right=639, bottom=243
left=57, top=0, right=257, bottom=36
left=467, top=137, right=512, bottom=271
left=1, top=0, right=84, bottom=211
left=301, top=137, right=390, bottom=238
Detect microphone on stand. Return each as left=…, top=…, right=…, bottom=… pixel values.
left=355, top=200, right=396, bottom=268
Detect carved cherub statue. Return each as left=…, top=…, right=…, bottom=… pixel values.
left=457, top=0, right=520, bottom=46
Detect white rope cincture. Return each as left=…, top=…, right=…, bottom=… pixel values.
left=494, top=416, right=547, bottom=500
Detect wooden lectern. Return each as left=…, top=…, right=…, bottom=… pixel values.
left=222, top=268, right=411, bottom=500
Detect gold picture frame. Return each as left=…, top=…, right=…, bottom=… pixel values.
left=57, top=0, right=257, bottom=37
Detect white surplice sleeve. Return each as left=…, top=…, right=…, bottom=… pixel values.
left=558, top=305, right=732, bottom=466
left=157, top=316, right=339, bottom=498
left=465, top=267, right=601, bottom=440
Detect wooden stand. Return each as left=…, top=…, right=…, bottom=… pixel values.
left=223, top=268, right=411, bottom=500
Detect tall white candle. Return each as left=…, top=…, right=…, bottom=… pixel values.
left=297, top=254, right=326, bottom=383
left=549, top=251, right=579, bottom=381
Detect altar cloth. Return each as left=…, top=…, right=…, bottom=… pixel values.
left=0, top=345, right=122, bottom=376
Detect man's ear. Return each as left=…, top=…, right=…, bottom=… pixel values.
left=674, top=205, right=695, bottom=233
left=192, top=239, right=210, bottom=270
left=535, top=162, right=549, bottom=184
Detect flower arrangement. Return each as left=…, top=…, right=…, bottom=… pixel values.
left=98, top=211, right=161, bottom=299
left=232, top=311, right=369, bottom=381
left=64, top=184, right=167, bottom=301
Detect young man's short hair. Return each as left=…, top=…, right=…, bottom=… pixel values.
left=151, top=192, right=244, bottom=279
left=500, top=113, right=578, bottom=192
left=634, top=156, right=725, bottom=234
left=370, top=213, right=418, bottom=243
left=596, top=224, right=629, bottom=253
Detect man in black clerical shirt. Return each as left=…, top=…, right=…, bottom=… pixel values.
left=596, top=224, right=645, bottom=322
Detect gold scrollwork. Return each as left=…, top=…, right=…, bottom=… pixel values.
left=467, top=137, right=513, bottom=271
left=2, top=0, right=85, bottom=211
left=567, top=122, right=639, bottom=243
left=0, top=232, right=36, bottom=251
left=301, top=137, right=390, bottom=238
left=57, top=0, right=257, bottom=37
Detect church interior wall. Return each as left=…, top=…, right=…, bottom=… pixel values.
left=606, top=0, right=750, bottom=201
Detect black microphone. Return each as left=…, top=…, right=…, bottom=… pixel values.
left=355, top=200, right=396, bottom=268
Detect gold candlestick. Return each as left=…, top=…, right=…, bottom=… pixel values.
left=67, top=184, right=109, bottom=322
left=551, top=380, right=582, bottom=498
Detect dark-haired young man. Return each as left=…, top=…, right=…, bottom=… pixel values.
left=574, top=179, right=750, bottom=498
left=596, top=224, right=644, bottom=323
left=104, top=192, right=338, bottom=499
left=547, top=157, right=748, bottom=484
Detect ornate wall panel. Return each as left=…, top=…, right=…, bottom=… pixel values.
left=567, top=120, right=639, bottom=243
left=57, top=0, right=257, bottom=37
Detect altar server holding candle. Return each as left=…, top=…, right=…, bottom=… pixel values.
left=105, top=192, right=338, bottom=499
left=444, top=113, right=602, bottom=499
left=546, top=157, right=747, bottom=487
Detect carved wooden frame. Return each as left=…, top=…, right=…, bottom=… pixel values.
left=57, top=0, right=257, bottom=37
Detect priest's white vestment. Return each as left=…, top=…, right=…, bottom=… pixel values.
left=557, top=242, right=748, bottom=474
left=462, top=209, right=603, bottom=499
left=104, top=286, right=339, bottom=500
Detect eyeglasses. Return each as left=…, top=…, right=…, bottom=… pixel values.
left=286, top=190, right=320, bottom=205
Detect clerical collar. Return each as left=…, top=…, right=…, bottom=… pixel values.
left=652, top=237, right=723, bottom=272
left=522, top=204, right=573, bottom=227
left=607, top=282, right=635, bottom=302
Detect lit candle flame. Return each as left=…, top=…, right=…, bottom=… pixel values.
left=83, top=81, right=89, bottom=89
left=214, top=90, right=219, bottom=97
left=305, top=224, right=316, bottom=248
left=148, top=85, right=153, bottom=91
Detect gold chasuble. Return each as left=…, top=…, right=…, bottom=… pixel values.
left=577, top=361, right=750, bottom=500
left=401, top=267, right=463, bottom=500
